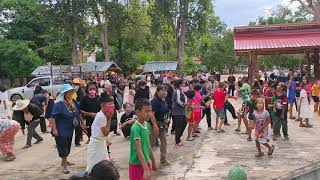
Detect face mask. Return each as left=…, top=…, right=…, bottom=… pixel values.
left=104, top=104, right=115, bottom=113
left=89, top=90, right=96, bottom=96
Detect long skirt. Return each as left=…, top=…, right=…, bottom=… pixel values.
left=0, top=125, right=19, bottom=155
left=86, top=137, right=108, bottom=173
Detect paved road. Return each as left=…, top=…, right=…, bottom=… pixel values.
left=1, top=79, right=320, bottom=179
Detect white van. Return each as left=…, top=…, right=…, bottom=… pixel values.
left=8, top=76, right=66, bottom=101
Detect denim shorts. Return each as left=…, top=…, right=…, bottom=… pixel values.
left=215, top=109, right=226, bottom=119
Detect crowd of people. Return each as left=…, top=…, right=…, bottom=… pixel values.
left=0, top=69, right=319, bottom=180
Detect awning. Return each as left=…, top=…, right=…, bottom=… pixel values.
left=234, top=22, right=320, bottom=55
left=143, top=61, right=178, bottom=73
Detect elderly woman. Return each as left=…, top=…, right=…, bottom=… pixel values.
left=13, top=99, right=44, bottom=149
left=0, top=119, right=20, bottom=161
left=50, top=84, right=83, bottom=174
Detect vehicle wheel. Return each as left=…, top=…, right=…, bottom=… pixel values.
left=11, top=94, right=22, bottom=102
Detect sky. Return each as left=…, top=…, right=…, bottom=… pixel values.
left=215, top=0, right=300, bottom=28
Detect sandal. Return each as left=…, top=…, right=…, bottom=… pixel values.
left=299, top=124, right=306, bottom=127
left=217, top=128, right=225, bottom=133
left=255, top=152, right=264, bottom=157
left=22, top=145, right=31, bottom=149
left=67, top=162, right=75, bottom=166
left=247, top=137, right=252, bottom=141
left=234, top=128, right=241, bottom=132
left=63, top=165, right=70, bottom=174
left=289, top=116, right=296, bottom=120
left=4, top=156, right=16, bottom=161
left=187, top=137, right=194, bottom=141
left=268, top=145, right=275, bottom=156
left=305, top=124, right=313, bottom=128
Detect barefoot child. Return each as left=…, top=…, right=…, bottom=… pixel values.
left=273, top=84, right=289, bottom=141
left=129, top=99, right=158, bottom=180
left=186, top=90, right=196, bottom=141
left=298, top=83, right=313, bottom=128
left=235, top=77, right=251, bottom=133
left=253, top=98, right=274, bottom=157
left=247, top=90, right=259, bottom=141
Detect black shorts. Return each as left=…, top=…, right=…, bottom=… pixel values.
left=312, top=96, right=320, bottom=102
left=55, top=136, right=72, bottom=158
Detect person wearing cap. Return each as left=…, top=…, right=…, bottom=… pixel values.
left=0, top=118, right=20, bottom=161
left=49, top=84, right=83, bottom=174
left=13, top=99, right=44, bottom=149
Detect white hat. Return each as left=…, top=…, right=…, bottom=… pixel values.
left=13, top=99, right=30, bottom=111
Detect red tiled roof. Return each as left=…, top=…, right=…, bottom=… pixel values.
left=234, top=22, right=320, bottom=54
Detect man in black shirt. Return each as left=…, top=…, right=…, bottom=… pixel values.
left=30, top=90, right=49, bottom=133
left=134, top=80, right=151, bottom=103
left=227, top=74, right=236, bottom=96
left=222, top=81, right=238, bottom=126
left=80, top=82, right=101, bottom=143
left=119, top=103, right=136, bottom=137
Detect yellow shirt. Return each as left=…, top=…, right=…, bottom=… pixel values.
left=72, top=92, right=78, bottom=100
left=312, top=84, right=319, bottom=97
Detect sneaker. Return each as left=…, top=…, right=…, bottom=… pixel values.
left=208, top=127, right=214, bottom=130
left=224, top=123, right=231, bottom=126
left=284, top=136, right=289, bottom=141
left=75, top=144, right=81, bottom=147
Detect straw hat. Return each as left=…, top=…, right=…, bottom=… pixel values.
left=57, top=84, right=75, bottom=102
left=73, top=78, right=81, bottom=84
left=13, top=99, right=30, bottom=111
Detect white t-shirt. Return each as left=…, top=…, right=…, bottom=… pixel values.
left=0, top=91, right=8, bottom=101
left=91, top=111, right=107, bottom=139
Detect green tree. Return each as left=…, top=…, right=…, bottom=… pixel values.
left=0, top=40, right=44, bottom=78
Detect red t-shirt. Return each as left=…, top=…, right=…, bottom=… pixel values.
left=213, top=88, right=226, bottom=110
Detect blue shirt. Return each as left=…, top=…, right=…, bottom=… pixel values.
left=287, top=81, right=297, bottom=99
left=51, top=101, right=80, bottom=137
left=151, top=96, right=168, bottom=122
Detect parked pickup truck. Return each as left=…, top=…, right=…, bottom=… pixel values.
left=8, top=76, right=66, bottom=101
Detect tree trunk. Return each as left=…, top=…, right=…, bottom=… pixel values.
left=71, top=24, right=78, bottom=65
left=313, top=50, right=320, bottom=79
left=100, top=22, right=110, bottom=62
left=176, top=0, right=189, bottom=72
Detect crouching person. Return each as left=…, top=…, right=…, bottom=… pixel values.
left=0, top=119, right=20, bottom=161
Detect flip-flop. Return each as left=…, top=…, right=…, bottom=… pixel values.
left=255, top=152, right=264, bottom=157
left=247, top=137, right=252, bottom=141
left=305, top=124, right=313, bottom=128
left=268, top=145, right=275, bottom=156
left=299, top=124, right=306, bottom=127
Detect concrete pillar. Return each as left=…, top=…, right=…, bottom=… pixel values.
left=248, top=52, right=258, bottom=85
left=306, top=53, right=312, bottom=80
left=313, top=50, right=320, bottom=79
